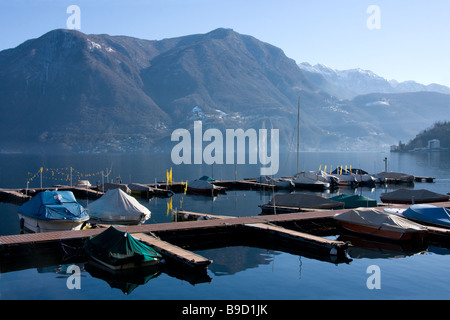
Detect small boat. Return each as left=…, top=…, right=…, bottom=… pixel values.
left=84, top=226, right=162, bottom=271
left=380, top=189, right=449, bottom=204
left=387, top=204, right=450, bottom=229
left=187, top=176, right=226, bottom=196
left=128, top=183, right=154, bottom=197
left=350, top=169, right=376, bottom=187
left=334, top=208, right=427, bottom=241
left=331, top=167, right=358, bottom=188
left=17, top=190, right=89, bottom=233
left=256, top=176, right=295, bottom=190
left=87, top=188, right=151, bottom=225
left=373, top=171, right=415, bottom=184
left=292, top=172, right=330, bottom=190
left=330, top=194, right=377, bottom=208
left=260, top=193, right=344, bottom=213
left=304, top=170, right=339, bottom=187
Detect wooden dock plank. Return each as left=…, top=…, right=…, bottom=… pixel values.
left=133, top=233, right=212, bottom=269
left=245, top=222, right=347, bottom=253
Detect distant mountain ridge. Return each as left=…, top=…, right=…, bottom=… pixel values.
left=298, top=62, right=450, bottom=99
left=0, top=28, right=449, bottom=153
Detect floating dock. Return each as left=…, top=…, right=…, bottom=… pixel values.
left=0, top=210, right=352, bottom=272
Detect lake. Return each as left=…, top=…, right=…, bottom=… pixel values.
left=1, top=151, right=450, bottom=302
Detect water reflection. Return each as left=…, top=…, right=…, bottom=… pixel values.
left=338, top=235, right=427, bottom=260
left=85, top=262, right=161, bottom=295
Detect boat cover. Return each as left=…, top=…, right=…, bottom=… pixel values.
left=402, top=204, right=450, bottom=228
left=128, top=183, right=152, bottom=192
left=334, top=208, right=426, bottom=232
left=374, top=172, right=415, bottom=182
left=87, top=188, right=150, bottom=222
left=188, top=179, right=214, bottom=190
left=18, top=190, right=88, bottom=221
left=84, top=226, right=161, bottom=267
left=198, top=176, right=215, bottom=181
left=330, top=194, right=377, bottom=208
left=380, top=189, right=449, bottom=204
left=269, top=193, right=344, bottom=209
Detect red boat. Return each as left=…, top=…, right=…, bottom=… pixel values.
left=334, top=208, right=427, bottom=241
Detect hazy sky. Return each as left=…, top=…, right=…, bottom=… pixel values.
left=1, top=0, right=449, bottom=87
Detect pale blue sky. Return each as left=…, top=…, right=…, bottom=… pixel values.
left=1, top=0, right=449, bottom=87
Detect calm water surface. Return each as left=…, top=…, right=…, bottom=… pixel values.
left=1, top=151, right=450, bottom=300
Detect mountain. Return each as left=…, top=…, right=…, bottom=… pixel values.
left=0, top=28, right=449, bottom=154
left=298, top=62, right=450, bottom=99
left=0, top=28, right=327, bottom=153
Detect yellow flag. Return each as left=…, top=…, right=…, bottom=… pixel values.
left=166, top=197, right=173, bottom=216
left=184, top=180, right=188, bottom=194
left=170, top=167, right=173, bottom=185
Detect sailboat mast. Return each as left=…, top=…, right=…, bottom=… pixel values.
left=297, top=96, right=300, bottom=174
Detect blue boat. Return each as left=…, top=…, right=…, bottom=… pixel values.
left=401, top=204, right=450, bottom=228
left=18, top=190, right=89, bottom=232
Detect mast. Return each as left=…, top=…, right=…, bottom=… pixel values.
left=297, top=96, right=300, bottom=174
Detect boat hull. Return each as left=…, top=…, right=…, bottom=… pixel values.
left=338, top=221, right=424, bottom=241
left=18, top=214, right=88, bottom=233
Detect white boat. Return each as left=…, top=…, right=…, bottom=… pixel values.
left=187, top=176, right=226, bottom=196
left=304, top=170, right=339, bottom=187
left=18, top=190, right=89, bottom=233
left=256, top=176, right=295, bottom=189
left=331, top=167, right=358, bottom=187
left=292, top=172, right=330, bottom=190
left=350, top=169, right=376, bottom=187
left=87, top=188, right=151, bottom=225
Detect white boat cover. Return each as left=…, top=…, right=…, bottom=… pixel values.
left=188, top=179, right=215, bottom=190
left=334, top=208, right=426, bottom=232
left=87, top=188, right=150, bottom=223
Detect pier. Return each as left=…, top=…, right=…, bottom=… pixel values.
left=2, top=201, right=450, bottom=278
left=0, top=210, right=351, bottom=272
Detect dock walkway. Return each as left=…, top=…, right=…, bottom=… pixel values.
left=134, top=233, right=212, bottom=269
left=0, top=210, right=350, bottom=270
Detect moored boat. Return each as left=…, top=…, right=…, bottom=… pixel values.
left=380, top=189, right=449, bottom=204
left=292, top=172, right=330, bottom=191
left=260, top=193, right=344, bottom=213
left=87, top=188, right=151, bottom=225
left=84, top=226, right=162, bottom=271
left=350, top=168, right=377, bottom=187
left=331, top=167, right=358, bottom=188
left=256, top=176, right=295, bottom=190
left=17, top=190, right=89, bottom=233
left=373, top=171, right=415, bottom=184
left=387, top=204, right=450, bottom=229
left=187, top=176, right=226, bottom=196
left=334, top=208, right=427, bottom=241
left=330, top=194, right=377, bottom=209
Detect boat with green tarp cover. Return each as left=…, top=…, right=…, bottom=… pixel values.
left=330, top=194, right=377, bottom=209
left=84, top=226, right=162, bottom=271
